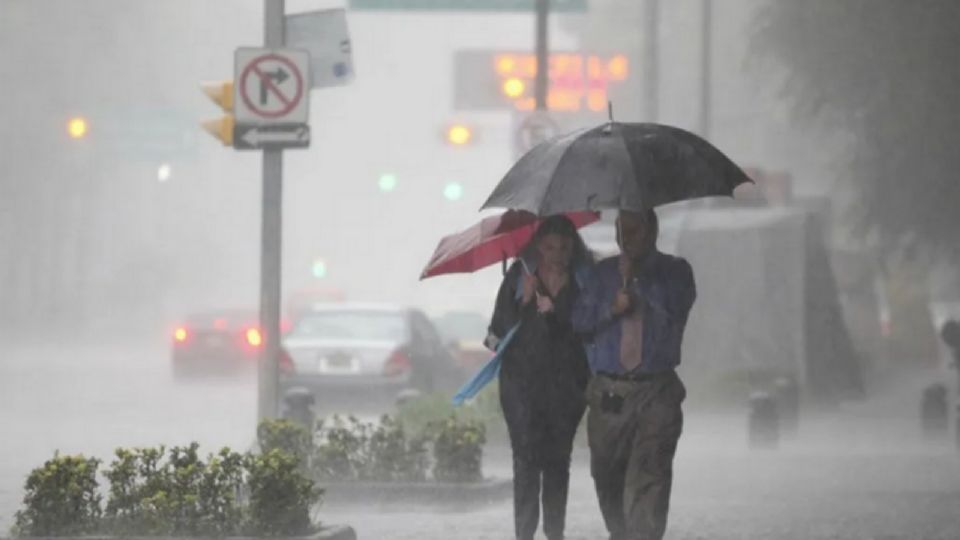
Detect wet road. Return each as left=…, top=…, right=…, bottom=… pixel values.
left=2, top=340, right=959, bottom=539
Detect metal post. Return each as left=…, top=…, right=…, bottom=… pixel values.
left=644, top=0, right=659, bottom=122
left=534, top=0, right=549, bottom=111
left=258, top=0, right=285, bottom=421
left=699, top=0, right=712, bottom=139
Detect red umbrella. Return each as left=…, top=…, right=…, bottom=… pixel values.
left=420, top=210, right=600, bottom=280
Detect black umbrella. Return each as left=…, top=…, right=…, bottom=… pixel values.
left=482, top=122, right=752, bottom=215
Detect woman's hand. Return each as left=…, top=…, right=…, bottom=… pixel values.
left=521, top=271, right=537, bottom=305
left=536, top=293, right=555, bottom=314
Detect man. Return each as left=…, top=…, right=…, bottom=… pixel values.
left=573, top=209, right=696, bottom=540
left=941, top=319, right=960, bottom=391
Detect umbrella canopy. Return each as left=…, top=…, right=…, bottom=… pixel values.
left=482, top=122, right=753, bottom=215
left=420, top=210, right=599, bottom=280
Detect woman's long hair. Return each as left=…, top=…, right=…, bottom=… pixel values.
left=519, top=214, right=594, bottom=271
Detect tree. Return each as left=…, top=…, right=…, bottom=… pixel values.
left=752, top=1, right=960, bottom=259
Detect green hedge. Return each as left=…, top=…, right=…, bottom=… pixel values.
left=260, top=413, right=490, bottom=484
left=12, top=437, right=320, bottom=538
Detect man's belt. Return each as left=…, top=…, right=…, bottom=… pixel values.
left=597, top=369, right=674, bottom=383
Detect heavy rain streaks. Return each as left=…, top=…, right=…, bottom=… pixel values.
left=1, top=1, right=960, bottom=539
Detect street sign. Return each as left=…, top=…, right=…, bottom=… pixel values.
left=285, top=9, right=355, bottom=89
left=234, top=48, right=311, bottom=126
left=453, top=50, right=631, bottom=112
left=234, top=124, right=311, bottom=150
left=348, top=0, right=587, bottom=12
left=514, top=110, right=559, bottom=158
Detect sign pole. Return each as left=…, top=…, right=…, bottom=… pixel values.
left=644, top=0, right=659, bottom=122
left=699, top=0, right=712, bottom=139
left=534, top=0, right=549, bottom=111
left=258, top=0, right=285, bottom=421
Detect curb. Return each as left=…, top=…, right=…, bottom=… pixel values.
left=315, top=525, right=357, bottom=540
left=320, top=478, right=512, bottom=506
left=2, top=526, right=357, bottom=540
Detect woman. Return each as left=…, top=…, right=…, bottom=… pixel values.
left=488, top=215, right=592, bottom=540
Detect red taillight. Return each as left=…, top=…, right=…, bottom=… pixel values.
left=214, top=318, right=228, bottom=330
left=174, top=327, right=189, bottom=343
left=246, top=328, right=263, bottom=348
left=279, top=348, right=294, bottom=375
left=880, top=318, right=893, bottom=338
left=384, top=349, right=412, bottom=377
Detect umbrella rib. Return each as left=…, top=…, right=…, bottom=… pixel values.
left=536, top=131, right=582, bottom=215
left=612, top=125, right=647, bottom=210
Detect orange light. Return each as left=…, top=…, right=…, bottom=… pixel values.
left=67, top=117, right=88, bottom=139
left=491, top=52, right=632, bottom=112
left=514, top=97, right=536, bottom=111
left=548, top=88, right=582, bottom=111
left=446, top=124, right=473, bottom=146
left=502, top=77, right=526, bottom=99
left=587, top=56, right=604, bottom=79
left=587, top=89, right=608, bottom=112
left=213, top=318, right=227, bottom=330
left=174, top=327, right=188, bottom=342
left=246, top=328, right=263, bottom=347
left=608, top=55, right=629, bottom=80
left=495, top=55, right=517, bottom=76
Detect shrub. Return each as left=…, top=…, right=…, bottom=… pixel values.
left=196, top=448, right=247, bottom=537
left=246, top=449, right=321, bottom=537
left=17, top=443, right=313, bottom=538
left=102, top=446, right=172, bottom=535
left=312, top=415, right=430, bottom=483
left=13, top=453, right=101, bottom=537
left=313, top=416, right=370, bottom=482
left=165, top=444, right=206, bottom=535
left=257, top=419, right=313, bottom=468
left=364, top=415, right=428, bottom=482
left=429, top=416, right=486, bottom=483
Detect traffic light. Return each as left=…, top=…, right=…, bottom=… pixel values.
left=445, top=124, right=474, bottom=146
left=378, top=173, right=398, bottom=192
left=443, top=182, right=464, bottom=201
left=311, top=258, right=328, bottom=279
left=67, top=116, right=89, bottom=139
left=245, top=327, right=264, bottom=348
left=200, top=81, right=235, bottom=146
left=502, top=78, right=526, bottom=99
left=157, top=163, right=172, bottom=182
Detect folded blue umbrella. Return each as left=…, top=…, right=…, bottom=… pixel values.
left=451, top=322, right=519, bottom=406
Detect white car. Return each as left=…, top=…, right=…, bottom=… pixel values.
left=280, top=303, right=460, bottom=408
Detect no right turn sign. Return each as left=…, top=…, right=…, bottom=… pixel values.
left=234, top=48, right=311, bottom=126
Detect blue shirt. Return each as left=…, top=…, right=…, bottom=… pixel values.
left=572, top=251, right=696, bottom=374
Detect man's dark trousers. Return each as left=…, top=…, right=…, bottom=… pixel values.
left=587, top=370, right=686, bottom=540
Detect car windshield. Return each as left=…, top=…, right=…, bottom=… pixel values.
left=289, top=311, right=407, bottom=342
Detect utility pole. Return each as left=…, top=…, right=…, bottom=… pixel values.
left=644, top=0, right=660, bottom=122
left=699, top=0, right=712, bottom=139
left=534, top=0, right=549, bottom=111
left=258, top=0, right=285, bottom=420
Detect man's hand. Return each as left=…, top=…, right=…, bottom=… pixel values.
left=618, top=255, right=634, bottom=287
left=611, top=288, right=632, bottom=316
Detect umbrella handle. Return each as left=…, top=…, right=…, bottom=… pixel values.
left=519, top=257, right=532, bottom=275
